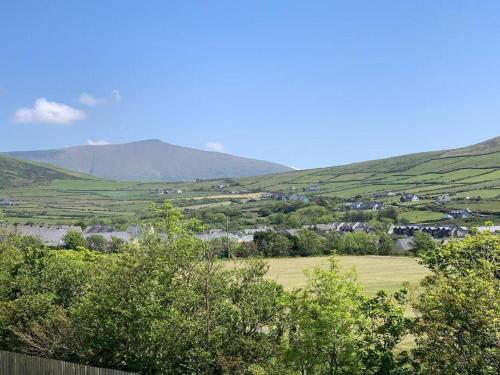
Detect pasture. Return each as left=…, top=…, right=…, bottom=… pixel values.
left=236, top=256, right=429, bottom=295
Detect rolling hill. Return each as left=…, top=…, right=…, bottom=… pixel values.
left=231, top=136, right=500, bottom=198
left=1, top=136, right=498, bottom=225
left=6, top=139, right=293, bottom=182
left=0, top=154, right=89, bottom=189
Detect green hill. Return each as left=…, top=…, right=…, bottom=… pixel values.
left=233, top=136, right=500, bottom=198
left=0, top=155, right=90, bottom=189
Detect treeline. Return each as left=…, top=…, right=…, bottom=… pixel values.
left=218, top=229, right=397, bottom=258
left=0, top=203, right=498, bottom=374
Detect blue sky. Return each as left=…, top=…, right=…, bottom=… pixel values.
left=1, top=1, right=499, bottom=169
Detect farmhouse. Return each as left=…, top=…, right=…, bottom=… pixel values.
left=400, top=193, right=419, bottom=202
left=305, top=185, right=320, bottom=193
left=443, top=209, right=472, bottom=220
left=345, top=201, right=381, bottom=210
left=435, top=194, right=451, bottom=203
left=0, top=199, right=15, bottom=207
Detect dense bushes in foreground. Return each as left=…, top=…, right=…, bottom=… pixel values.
left=0, top=203, right=498, bottom=374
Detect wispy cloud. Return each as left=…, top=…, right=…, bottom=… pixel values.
left=112, top=89, right=122, bottom=102
left=78, top=93, right=105, bottom=107
left=290, top=166, right=301, bottom=170
left=206, top=142, right=224, bottom=152
left=86, top=139, right=111, bottom=146
left=13, top=98, right=86, bottom=124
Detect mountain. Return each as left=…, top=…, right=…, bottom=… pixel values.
left=0, top=154, right=89, bottom=189
left=234, top=136, right=500, bottom=197
left=6, top=140, right=293, bottom=182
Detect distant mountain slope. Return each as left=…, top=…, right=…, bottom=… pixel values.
left=6, top=140, right=293, bottom=182
left=0, top=155, right=88, bottom=189
left=235, top=136, right=500, bottom=197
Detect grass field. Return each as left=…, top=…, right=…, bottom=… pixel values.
left=235, top=256, right=429, bottom=295
left=255, top=255, right=430, bottom=351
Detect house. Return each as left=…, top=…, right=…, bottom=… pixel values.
left=392, top=224, right=467, bottom=238
left=476, top=225, right=500, bottom=233
left=345, top=201, right=381, bottom=210
left=305, top=185, right=321, bottom=193
left=289, top=194, right=310, bottom=204
left=12, top=225, right=83, bottom=247
left=394, top=238, right=415, bottom=253
left=443, top=209, right=472, bottom=220
left=435, top=194, right=451, bottom=203
left=0, top=199, right=15, bottom=207
left=260, top=192, right=273, bottom=198
left=400, top=193, right=419, bottom=202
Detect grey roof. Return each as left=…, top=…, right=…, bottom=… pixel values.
left=395, top=238, right=415, bottom=252
left=12, top=225, right=83, bottom=246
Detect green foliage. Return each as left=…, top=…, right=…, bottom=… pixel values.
left=414, top=233, right=500, bottom=374
left=295, top=229, right=328, bottom=256
left=282, top=259, right=366, bottom=374
left=62, top=230, right=86, bottom=250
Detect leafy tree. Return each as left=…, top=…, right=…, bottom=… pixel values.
left=283, top=258, right=367, bottom=374
left=296, top=229, right=327, bottom=256
left=62, top=230, right=86, bottom=249
left=361, top=289, right=414, bottom=374
left=410, top=231, right=436, bottom=255
left=85, top=234, right=107, bottom=252
left=414, top=233, right=500, bottom=374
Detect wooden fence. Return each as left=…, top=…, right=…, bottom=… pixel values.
left=0, top=350, right=136, bottom=375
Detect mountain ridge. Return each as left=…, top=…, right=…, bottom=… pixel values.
left=6, top=139, right=293, bottom=182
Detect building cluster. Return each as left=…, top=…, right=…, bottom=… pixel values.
left=391, top=224, right=468, bottom=238
left=157, top=188, right=183, bottom=195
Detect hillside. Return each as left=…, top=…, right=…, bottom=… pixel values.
left=233, top=136, right=500, bottom=197
left=1, top=136, right=498, bottom=225
left=0, top=155, right=88, bottom=189
left=6, top=140, right=293, bottom=182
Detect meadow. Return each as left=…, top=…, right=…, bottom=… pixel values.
left=254, top=255, right=429, bottom=295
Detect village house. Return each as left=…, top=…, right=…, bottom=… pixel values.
left=305, top=185, right=321, bottom=193
left=9, top=225, right=83, bottom=247
left=288, top=194, right=310, bottom=204
left=435, top=194, right=451, bottom=203
left=400, top=193, right=419, bottom=202
left=372, top=192, right=396, bottom=198
left=443, top=209, right=472, bottom=220
left=345, top=201, right=381, bottom=210
left=391, top=224, right=467, bottom=238
left=0, top=199, right=15, bottom=207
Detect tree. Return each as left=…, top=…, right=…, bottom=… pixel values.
left=410, top=231, right=436, bottom=255
left=296, top=229, right=327, bottom=256
left=62, top=230, right=86, bottom=249
left=85, top=234, right=107, bottom=252
left=361, top=289, right=413, bottom=374
left=283, top=258, right=367, bottom=374
left=414, top=233, right=500, bottom=374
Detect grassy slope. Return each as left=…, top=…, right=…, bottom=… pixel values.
left=0, top=155, right=92, bottom=189
left=2, top=137, right=499, bottom=224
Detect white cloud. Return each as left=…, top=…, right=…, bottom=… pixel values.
left=112, top=89, right=122, bottom=102
left=86, top=139, right=111, bottom=146
left=13, top=98, right=86, bottom=124
left=290, top=166, right=301, bottom=170
left=78, top=93, right=105, bottom=106
left=206, top=142, right=224, bottom=152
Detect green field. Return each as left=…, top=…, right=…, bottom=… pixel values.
left=256, top=256, right=429, bottom=295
